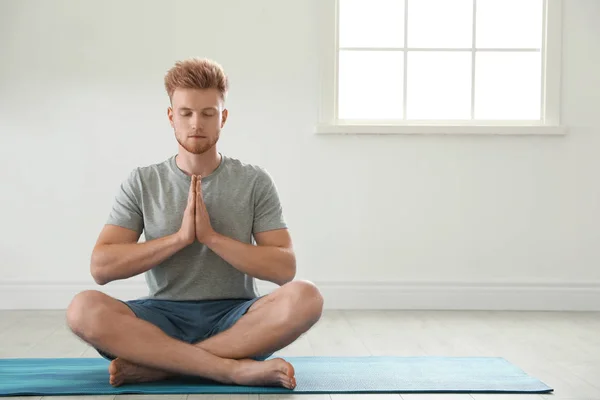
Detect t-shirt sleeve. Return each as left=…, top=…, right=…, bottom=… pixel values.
left=105, top=168, right=144, bottom=234
left=252, top=168, right=287, bottom=234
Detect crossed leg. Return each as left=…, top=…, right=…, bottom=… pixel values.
left=67, top=280, right=323, bottom=388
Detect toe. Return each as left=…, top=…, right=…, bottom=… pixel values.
left=278, top=372, right=294, bottom=389
left=109, top=371, right=122, bottom=387
left=108, top=360, right=117, bottom=375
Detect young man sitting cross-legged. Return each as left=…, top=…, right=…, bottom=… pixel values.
left=66, top=57, right=323, bottom=389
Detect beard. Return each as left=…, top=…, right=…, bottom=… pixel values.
left=175, top=131, right=220, bottom=155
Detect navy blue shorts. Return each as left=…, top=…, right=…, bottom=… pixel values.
left=95, top=296, right=271, bottom=361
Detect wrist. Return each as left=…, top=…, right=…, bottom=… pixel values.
left=175, top=231, right=193, bottom=247
left=203, top=230, right=221, bottom=247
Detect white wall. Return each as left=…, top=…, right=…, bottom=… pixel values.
left=1, top=0, right=598, bottom=310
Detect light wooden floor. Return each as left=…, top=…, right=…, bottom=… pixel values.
left=1, top=310, right=599, bottom=400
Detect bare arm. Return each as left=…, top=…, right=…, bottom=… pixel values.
left=204, top=229, right=296, bottom=286
left=193, top=174, right=295, bottom=286
left=91, top=176, right=198, bottom=285
left=90, top=225, right=189, bottom=285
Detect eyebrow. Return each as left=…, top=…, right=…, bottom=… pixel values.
left=178, top=107, right=218, bottom=111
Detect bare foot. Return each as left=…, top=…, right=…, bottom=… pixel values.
left=233, top=358, right=296, bottom=389
left=109, top=358, right=173, bottom=387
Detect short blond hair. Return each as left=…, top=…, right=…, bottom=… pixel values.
left=164, top=57, right=229, bottom=101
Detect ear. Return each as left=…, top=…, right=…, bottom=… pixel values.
left=221, top=109, right=229, bottom=128
left=167, top=107, right=174, bottom=128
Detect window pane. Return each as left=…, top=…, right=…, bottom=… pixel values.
left=476, top=0, right=543, bottom=48
left=407, top=0, right=473, bottom=48
left=474, top=52, right=541, bottom=120
left=338, top=51, right=404, bottom=120
left=339, top=0, right=404, bottom=48
left=407, top=52, right=472, bottom=120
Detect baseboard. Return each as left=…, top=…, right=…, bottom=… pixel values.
left=0, top=280, right=599, bottom=311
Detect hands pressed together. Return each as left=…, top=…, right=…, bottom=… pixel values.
left=178, top=175, right=216, bottom=246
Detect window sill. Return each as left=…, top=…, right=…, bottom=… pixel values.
left=315, top=124, right=568, bottom=136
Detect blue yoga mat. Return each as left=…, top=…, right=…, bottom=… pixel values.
left=0, top=356, right=552, bottom=396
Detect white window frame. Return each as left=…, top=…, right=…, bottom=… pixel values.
left=316, top=0, right=566, bottom=135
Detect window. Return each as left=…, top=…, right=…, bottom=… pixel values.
left=317, top=0, right=565, bottom=135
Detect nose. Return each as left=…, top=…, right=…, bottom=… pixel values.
left=192, top=116, right=203, bottom=131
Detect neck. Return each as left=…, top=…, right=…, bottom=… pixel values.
left=175, top=147, right=221, bottom=178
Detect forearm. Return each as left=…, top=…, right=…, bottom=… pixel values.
left=205, top=233, right=296, bottom=286
left=91, top=233, right=188, bottom=285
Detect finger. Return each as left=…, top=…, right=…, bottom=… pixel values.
left=196, top=177, right=203, bottom=201
left=188, top=175, right=196, bottom=203
left=196, top=178, right=202, bottom=213
left=192, top=176, right=197, bottom=210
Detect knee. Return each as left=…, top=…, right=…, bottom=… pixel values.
left=284, top=280, right=324, bottom=324
left=66, top=290, right=111, bottom=341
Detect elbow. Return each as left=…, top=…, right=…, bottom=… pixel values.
left=90, top=249, right=110, bottom=286
left=278, top=257, right=296, bottom=286
left=288, top=260, right=297, bottom=283
left=90, top=264, right=109, bottom=286
left=92, top=270, right=109, bottom=286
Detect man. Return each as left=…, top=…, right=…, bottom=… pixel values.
left=66, top=57, right=323, bottom=390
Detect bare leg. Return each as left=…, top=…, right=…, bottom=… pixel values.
left=198, top=280, right=323, bottom=358
left=67, top=290, right=298, bottom=389
left=107, top=280, right=323, bottom=385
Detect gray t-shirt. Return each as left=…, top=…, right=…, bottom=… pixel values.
left=105, top=153, right=287, bottom=301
